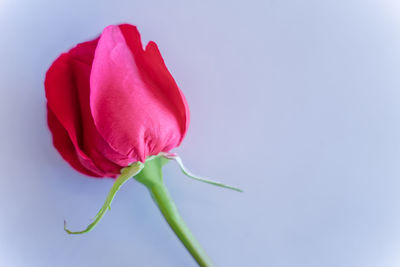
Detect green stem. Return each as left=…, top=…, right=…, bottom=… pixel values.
left=134, top=156, right=214, bottom=267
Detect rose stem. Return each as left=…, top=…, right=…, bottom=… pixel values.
left=134, top=156, right=214, bottom=267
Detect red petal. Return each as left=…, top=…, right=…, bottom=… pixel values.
left=71, top=58, right=127, bottom=173
left=47, top=107, right=101, bottom=177
left=45, top=52, right=106, bottom=176
left=68, top=38, right=99, bottom=65
left=90, top=25, right=189, bottom=161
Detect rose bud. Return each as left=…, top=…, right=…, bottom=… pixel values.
left=45, top=24, right=241, bottom=267
left=46, top=24, right=189, bottom=177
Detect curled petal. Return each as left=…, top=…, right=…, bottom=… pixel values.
left=45, top=53, right=105, bottom=176
left=47, top=107, right=101, bottom=177
left=119, top=24, right=190, bottom=144
left=90, top=25, right=189, bottom=162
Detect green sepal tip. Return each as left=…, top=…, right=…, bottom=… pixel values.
left=160, top=152, right=243, bottom=192
left=64, top=161, right=144, bottom=234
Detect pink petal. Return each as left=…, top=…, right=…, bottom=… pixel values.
left=90, top=25, right=188, bottom=161
left=69, top=41, right=134, bottom=170
left=119, top=23, right=190, bottom=146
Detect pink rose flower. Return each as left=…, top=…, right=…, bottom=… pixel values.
left=45, top=24, right=189, bottom=178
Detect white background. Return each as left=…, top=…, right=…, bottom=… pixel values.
left=1, top=0, right=400, bottom=266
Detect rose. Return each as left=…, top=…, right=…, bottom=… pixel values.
left=45, top=24, right=189, bottom=178
left=45, top=24, right=240, bottom=267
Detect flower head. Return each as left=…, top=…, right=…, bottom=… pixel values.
left=45, top=24, right=190, bottom=178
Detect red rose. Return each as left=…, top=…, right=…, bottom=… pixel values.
left=46, top=24, right=240, bottom=266
left=45, top=24, right=190, bottom=178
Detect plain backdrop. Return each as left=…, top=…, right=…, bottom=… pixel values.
left=1, top=0, right=400, bottom=266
